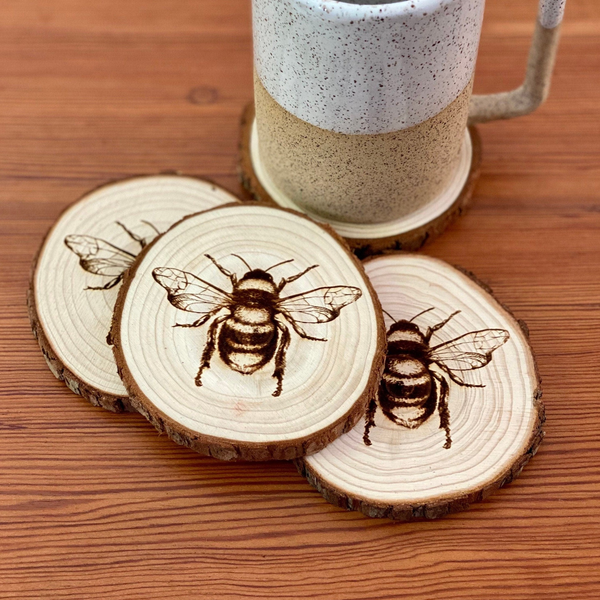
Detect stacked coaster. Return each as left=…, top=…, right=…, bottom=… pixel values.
left=298, top=254, right=543, bottom=520
left=28, top=175, right=240, bottom=411
left=29, top=176, right=543, bottom=519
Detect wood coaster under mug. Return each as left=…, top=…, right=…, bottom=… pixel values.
left=28, top=174, right=239, bottom=412
left=297, top=253, right=544, bottom=520
left=239, top=103, right=482, bottom=256
left=242, top=0, right=566, bottom=254
left=110, top=204, right=386, bottom=461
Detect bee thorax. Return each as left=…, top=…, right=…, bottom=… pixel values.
left=237, top=277, right=277, bottom=294
left=386, top=321, right=427, bottom=355
left=387, top=329, right=424, bottom=344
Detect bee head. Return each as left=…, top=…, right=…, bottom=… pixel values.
left=388, top=320, right=419, bottom=332
left=241, top=269, right=274, bottom=283
left=387, top=320, right=426, bottom=344
left=237, top=269, right=277, bottom=293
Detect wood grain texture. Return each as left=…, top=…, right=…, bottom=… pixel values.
left=1, top=0, right=599, bottom=598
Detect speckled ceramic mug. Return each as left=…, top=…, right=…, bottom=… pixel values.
left=253, top=0, right=566, bottom=225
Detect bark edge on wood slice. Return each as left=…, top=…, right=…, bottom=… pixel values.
left=28, top=174, right=240, bottom=412
left=111, top=203, right=386, bottom=461
left=238, top=103, right=482, bottom=258
left=296, top=253, right=544, bottom=520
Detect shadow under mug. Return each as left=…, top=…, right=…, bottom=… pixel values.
left=252, top=0, right=566, bottom=225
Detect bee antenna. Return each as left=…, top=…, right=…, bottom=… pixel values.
left=265, top=258, right=295, bottom=272
left=231, top=254, right=252, bottom=270
left=382, top=309, right=397, bottom=323
left=410, top=307, right=436, bottom=322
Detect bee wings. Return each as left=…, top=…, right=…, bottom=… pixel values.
left=278, top=286, right=362, bottom=325
left=429, top=329, right=510, bottom=372
left=152, top=267, right=231, bottom=316
left=152, top=269, right=361, bottom=334
left=64, top=235, right=135, bottom=277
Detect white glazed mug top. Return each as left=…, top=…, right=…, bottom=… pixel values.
left=253, top=0, right=486, bottom=135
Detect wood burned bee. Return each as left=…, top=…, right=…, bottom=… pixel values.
left=65, top=221, right=160, bottom=290
left=364, top=308, right=509, bottom=449
left=152, top=255, right=362, bottom=397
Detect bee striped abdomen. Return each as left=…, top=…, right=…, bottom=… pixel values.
left=380, top=319, right=436, bottom=428
left=383, top=356, right=431, bottom=406
left=219, top=306, right=277, bottom=374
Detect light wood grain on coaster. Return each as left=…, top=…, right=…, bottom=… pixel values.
left=298, top=253, right=544, bottom=519
left=111, top=204, right=386, bottom=461
left=28, top=175, right=239, bottom=412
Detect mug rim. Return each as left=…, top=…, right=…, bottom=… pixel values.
left=294, top=0, right=457, bottom=19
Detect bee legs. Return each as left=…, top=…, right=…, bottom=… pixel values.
left=195, top=316, right=227, bottom=387
left=140, top=220, right=161, bottom=237
left=277, top=264, right=319, bottom=291
left=272, top=322, right=291, bottom=397
left=85, top=275, right=123, bottom=291
left=432, top=371, right=452, bottom=449
left=438, top=365, right=485, bottom=388
left=424, top=310, right=461, bottom=343
left=174, top=312, right=213, bottom=328
left=363, top=396, right=379, bottom=446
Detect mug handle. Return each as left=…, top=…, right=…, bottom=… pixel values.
left=468, top=0, right=567, bottom=124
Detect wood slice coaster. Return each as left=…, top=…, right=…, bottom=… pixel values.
left=111, top=204, right=386, bottom=461
left=238, top=103, right=482, bottom=257
left=28, top=175, right=239, bottom=412
left=297, top=253, right=544, bottom=520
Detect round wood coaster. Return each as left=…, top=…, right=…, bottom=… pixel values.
left=28, top=175, right=240, bottom=412
left=111, top=204, right=386, bottom=461
left=238, top=103, right=482, bottom=257
left=297, top=253, right=544, bottom=520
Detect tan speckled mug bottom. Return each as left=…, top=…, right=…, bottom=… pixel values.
left=255, top=72, right=474, bottom=225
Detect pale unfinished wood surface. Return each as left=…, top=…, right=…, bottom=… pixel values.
left=2, top=0, right=600, bottom=598
left=29, top=175, right=239, bottom=411
left=300, top=253, right=543, bottom=519
left=112, top=204, right=385, bottom=460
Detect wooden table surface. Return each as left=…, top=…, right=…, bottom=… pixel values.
left=1, top=1, right=599, bottom=598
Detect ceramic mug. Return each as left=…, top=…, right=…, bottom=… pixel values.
left=252, top=0, right=566, bottom=225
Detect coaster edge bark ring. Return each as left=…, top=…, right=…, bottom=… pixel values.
left=28, top=282, right=129, bottom=412
left=111, top=204, right=386, bottom=461
left=238, top=103, right=482, bottom=256
left=296, top=253, right=544, bottom=519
